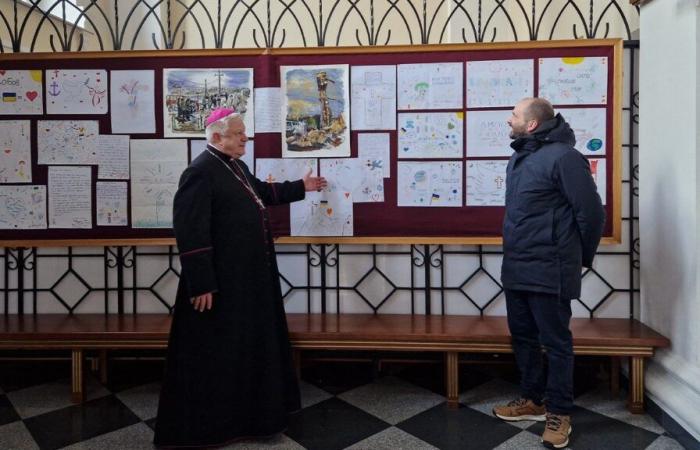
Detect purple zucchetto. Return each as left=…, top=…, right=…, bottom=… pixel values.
left=205, top=107, right=236, bottom=127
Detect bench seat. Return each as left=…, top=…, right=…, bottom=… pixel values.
left=0, top=313, right=670, bottom=412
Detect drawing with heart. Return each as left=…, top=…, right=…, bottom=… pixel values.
left=25, top=91, right=38, bottom=101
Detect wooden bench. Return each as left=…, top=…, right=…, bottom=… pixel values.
left=0, top=313, right=669, bottom=413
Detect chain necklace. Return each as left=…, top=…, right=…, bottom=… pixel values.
left=206, top=149, right=266, bottom=210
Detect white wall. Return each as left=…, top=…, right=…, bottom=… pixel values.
left=639, top=0, right=700, bottom=440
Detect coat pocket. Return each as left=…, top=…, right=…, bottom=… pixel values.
left=512, top=210, right=556, bottom=250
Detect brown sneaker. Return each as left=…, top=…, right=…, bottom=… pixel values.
left=542, top=413, right=572, bottom=449
left=492, top=398, right=546, bottom=422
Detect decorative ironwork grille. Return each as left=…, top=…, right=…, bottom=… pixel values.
left=0, top=1, right=640, bottom=318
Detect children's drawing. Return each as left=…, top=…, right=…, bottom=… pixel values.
left=0, top=70, right=43, bottom=115
left=37, top=120, right=99, bottom=165
left=397, top=161, right=462, bottom=207
left=466, top=59, right=534, bottom=108
left=130, top=139, right=188, bottom=228
left=0, top=185, right=46, bottom=229
left=46, top=69, right=108, bottom=114
left=466, top=160, right=509, bottom=206
left=110, top=70, right=156, bottom=134
left=0, top=120, right=32, bottom=182
left=398, top=112, right=464, bottom=159
left=351, top=65, right=396, bottom=130
left=539, top=57, right=608, bottom=105
left=397, top=62, right=463, bottom=110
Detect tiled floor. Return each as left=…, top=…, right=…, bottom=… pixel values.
left=0, top=358, right=687, bottom=450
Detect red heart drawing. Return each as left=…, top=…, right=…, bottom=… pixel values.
left=344, top=192, right=350, bottom=198
left=0, top=70, right=5, bottom=76
left=4, top=148, right=11, bottom=154
left=25, top=91, right=38, bottom=101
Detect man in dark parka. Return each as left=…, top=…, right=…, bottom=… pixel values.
left=492, top=98, right=605, bottom=449
left=154, top=108, right=327, bottom=448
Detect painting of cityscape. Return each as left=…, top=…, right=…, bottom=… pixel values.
left=163, top=68, right=254, bottom=138
left=281, top=64, right=350, bottom=158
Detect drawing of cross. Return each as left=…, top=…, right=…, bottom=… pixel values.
left=213, top=70, right=224, bottom=95
left=357, top=71, right=394, bottom=126
left=494, top=175, right=504, bottom=189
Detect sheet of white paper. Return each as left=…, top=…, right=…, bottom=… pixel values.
left=539, top=57, right=608, bottom=105
left=0, top=70, right=43, bottom=115
left=254, top=87, right=282, bottom=133
left=46, top=69, right=108, bottom=114
left=357, top=133, right=391, bottom=178
left=110, top=70, right=156, bottom=134
left=240, top=141, right=255, bottom=173
left=466, top=110, right=514, bottom=158
left=37, top=120, right=99, bottom=165
left=398, top=112, right=464, bottom=159
left=48, top=166, right=92, bottom=229
left=97, top=134, right=130, bottom=179
left=321, top=158, right=384, bottom=203
left=191, top=140, right=254, bottom=171
left=256, top=158, right=317, bottom=183
left=0, top=185, right=46, bottom=229
left=397, top=161, right=463, bottom=207
left=397, top=63, right=463, bottom=110
left=589, top=158, right=607, bottom=205
left=466, top=59, right=534, bottom=108
left=290, top=190, right=353, bottom=236
left=465, top=160, right=509, bottom=206
left=189, top=139, right=208, bottom=162
left=130, top=139, right=188, bottom=228
left=351, top=65, right=396, bottom=130
left=96, top=181, right=128, bottom=226
left=0, top=120, right=32, bottom=182
left=557, top=107, right=607, bottom=155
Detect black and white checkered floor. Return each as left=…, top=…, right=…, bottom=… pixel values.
left=0, top=357, right=687, bottom=450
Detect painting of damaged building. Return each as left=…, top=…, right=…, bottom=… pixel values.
left=163, top=68, right=254, bottom=138
left=281, top=65, right=350, bottom=158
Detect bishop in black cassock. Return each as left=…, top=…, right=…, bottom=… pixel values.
left=154, top=109, right=326, bottom=448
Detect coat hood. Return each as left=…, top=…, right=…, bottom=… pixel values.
left=510, top=113, right=576, bottom=152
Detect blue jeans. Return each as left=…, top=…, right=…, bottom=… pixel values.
left=505, top=289, right=574, bottom=415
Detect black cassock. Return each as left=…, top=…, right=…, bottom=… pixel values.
left=154, top=145, right=303, bottom=448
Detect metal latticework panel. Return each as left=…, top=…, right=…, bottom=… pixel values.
left=0, top=2, right=640, bottom=318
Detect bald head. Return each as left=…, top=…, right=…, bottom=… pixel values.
left=507, top=97, right=555, bottom=139
left=520, top=97, right=555, bottom=124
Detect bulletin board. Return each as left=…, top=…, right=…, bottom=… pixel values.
left=0, top=39, right=622, bottom=247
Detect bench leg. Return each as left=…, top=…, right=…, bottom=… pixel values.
left=445, top=352, right=459, bottom=409
left=627, top=356, right=645, bottom=414
left=292, top=349, right=301, bottom=381
left=610, top=356, right=620, bottom=397
left=71, top=349, right=85, bottom=404
left=99, top=350, right=108, bottom=384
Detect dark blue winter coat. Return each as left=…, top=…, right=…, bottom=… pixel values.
left=501, top=113, right=606, bottom=300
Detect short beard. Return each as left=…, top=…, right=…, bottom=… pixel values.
left=509, top=130, right=527, bottom=140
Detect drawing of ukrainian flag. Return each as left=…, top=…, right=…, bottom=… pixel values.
left=2, top=92, right=16, bottom=102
